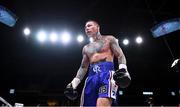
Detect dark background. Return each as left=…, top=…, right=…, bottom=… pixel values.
left=0, top=0, right=179, bottom=106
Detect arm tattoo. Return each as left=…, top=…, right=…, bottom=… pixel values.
left=75, top=47, right=89, bottom=80
left=110, top=37, right=127, bottom=65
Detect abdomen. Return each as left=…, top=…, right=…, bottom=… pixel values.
left=90, top=51, right=114, bottom=64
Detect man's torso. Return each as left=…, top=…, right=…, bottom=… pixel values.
left=84, top=35, right=114, bottom=64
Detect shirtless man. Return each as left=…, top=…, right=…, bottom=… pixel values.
left=64, top=20, right=131, bottom=106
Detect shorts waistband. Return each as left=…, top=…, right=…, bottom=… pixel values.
left=88, top=61, right=114, bottom=76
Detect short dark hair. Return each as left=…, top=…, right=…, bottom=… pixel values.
left=85, top=20, right=100, bottom=27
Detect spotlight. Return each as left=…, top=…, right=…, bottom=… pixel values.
left=37, top=31, right=47, bottom=43
left=61, top=31, right=71, bottom=44
left=77, top=35, right=84, bottom=43
left=89, top=37, right=93, bottom=43
left=136, top=36, right=143, bottom=44
left=23, top=27, right=31, bottom=36
left=123, top=39, right=129, bottom=45
left=49, top=32, right=58, bottom=43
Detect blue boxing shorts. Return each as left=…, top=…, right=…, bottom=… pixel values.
left=80, top=61, right=118, bottom=106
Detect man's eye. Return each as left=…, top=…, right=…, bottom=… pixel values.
left=87, top=25, right=91, bottom=27
left=85, top=25, right=92, bottom=29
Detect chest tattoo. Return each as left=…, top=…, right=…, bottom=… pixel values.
left=88, top=40, right=105, bottom=53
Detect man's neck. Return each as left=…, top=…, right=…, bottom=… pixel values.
left=92, top=33, right=102, bottom=42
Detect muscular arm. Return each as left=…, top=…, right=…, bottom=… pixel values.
left=64, top=47, right=89, bottom=99
left=110, top=36, right=131, bottom=88
left=75, top=46, right=89, bottom=80
left=110, top=36, right=127, bottom=65
left=71, top=46, right=89, bottom=89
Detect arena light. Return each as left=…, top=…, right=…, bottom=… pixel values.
left=143, top=91, right=153, bottom=95
left=23, top=27, right=31, bottom=36
left=171, top=91, right=175, bottom=96
left=89, top=37, right=93, bottom=43
left=123, top=39, right=129, bottom=45
left=61, top=31, right=71, bottom=44
left=9, top=89, right=15, bottom=94
left=77, top=35, right=84, bottom=43
left=136, top=36, right=143, bottom=44
left=49, top=32, right=58, bottom=43
left=36, top=31, right=47, bottom=43
left=119, top=90, right=123, bottom=95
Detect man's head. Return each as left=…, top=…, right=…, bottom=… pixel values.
left=85, top=20, right=100, bottom=38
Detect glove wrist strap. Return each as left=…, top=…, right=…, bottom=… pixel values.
left=71, top=78, right=81, bottom=89
left=119, top=64, right=127, bottom=70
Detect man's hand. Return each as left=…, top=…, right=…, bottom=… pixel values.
left=64, top=83, right=78, bottom=100
left=113, top=64, right=131, bottom=88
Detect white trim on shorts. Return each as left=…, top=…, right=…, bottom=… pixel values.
left=80, top=77, right=88, bottom=107
left=108, top=70, right=118, bottom=99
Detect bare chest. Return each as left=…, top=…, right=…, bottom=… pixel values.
left=86, top=39, right=110, bottom=55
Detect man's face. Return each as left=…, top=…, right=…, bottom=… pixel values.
left=85, top=21, right=99, bottom=38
